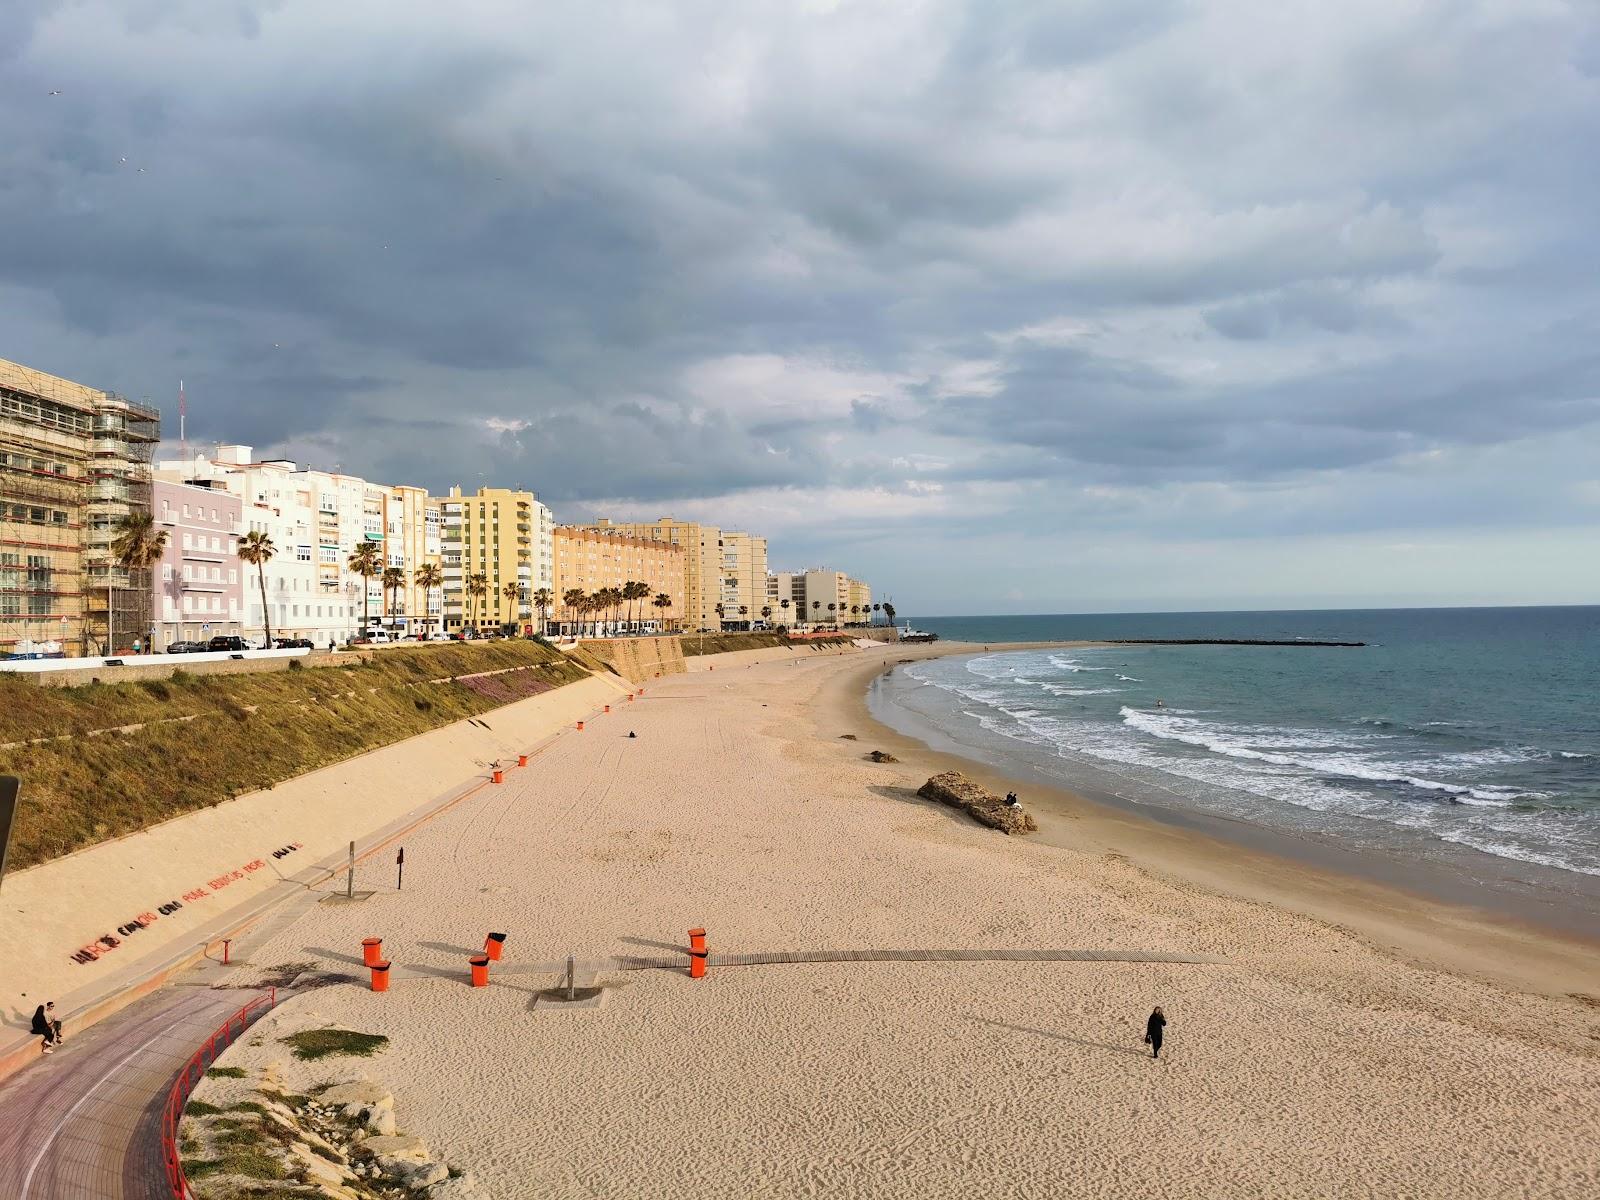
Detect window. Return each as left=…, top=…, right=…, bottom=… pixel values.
left=183, top=533, right=192, bottom=550
left=29, top=595, right=49, bottom=615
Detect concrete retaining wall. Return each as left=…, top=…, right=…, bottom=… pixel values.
left=0, top=671, right=629, bottom=1076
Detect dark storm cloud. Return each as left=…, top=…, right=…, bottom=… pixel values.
left=2, top=0, right=1598, bottom=606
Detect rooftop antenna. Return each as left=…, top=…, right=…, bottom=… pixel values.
left=178, top=379, right=187, bottom=463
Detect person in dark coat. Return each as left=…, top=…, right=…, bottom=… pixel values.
left=32, top=1002, right=62, bottom=1053
left=1144, top=1007, right=1166, bottom=1059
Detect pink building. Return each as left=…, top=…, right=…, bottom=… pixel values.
left=153, top=479, right=244, bottom=648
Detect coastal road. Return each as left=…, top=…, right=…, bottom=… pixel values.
left=0, top=985, right=256, bottom=1200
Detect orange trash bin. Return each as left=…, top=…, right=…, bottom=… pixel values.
left=362, top=937, right=383, bottom=967
left=492, top=769, right=504, bottom=784
left=689, top=949, right=707, bottom=980
left=577, top=721, right=585, bottom=731
left=604, top=705, right=610, bottom=714
left=469, top=955, right=490, bottom=987
left=518, top=754, right=528, bottom=768
left=484, top=932, right=507, bottom=962
left=370, top=961, right=391, bottom=992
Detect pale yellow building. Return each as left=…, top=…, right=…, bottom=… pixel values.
left=847, top=578, right=874, bottom=625
left=552, top=526, right=684, bottom=634
left=434, top=486, right=554, bottom=634
left=579, top=517, right=724, bottom=631
left=716, top=529, right=769, bottom=628
left=384, top=484, right=442, bottom=631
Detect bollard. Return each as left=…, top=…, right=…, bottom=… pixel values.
left=484, top=932, right=507, bottom=962
left=690, top=948, right=707, bottom=980
left=221, top=938, right=232, bottom=965
left=566, top=954, right=576, bottom=1001
left=604, top=705, right=610, bottom=714
left=628, top=693, right=634, bottom=702
left=362, top=937, right=383, bottom=967
left=518, top=754, right=528, bottom=768
left=492, top=769, right=504, bottom=784
left=577, top=721, right=585, bottom=731
left=469, top=955, right=490, bottom=987
left=688, top=927, right=707, bottom=954
left=370, top=961, right=391, bottom=993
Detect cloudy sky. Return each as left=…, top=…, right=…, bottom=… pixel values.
left=5, top=1, right=1598, bottom=613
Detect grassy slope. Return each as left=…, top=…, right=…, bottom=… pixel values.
left=678, top=631, right=853, bottom=656
left=0, top=642, right=590, bottom=869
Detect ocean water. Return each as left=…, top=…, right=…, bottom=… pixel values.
left=874, top=608, right=1600, bottom=885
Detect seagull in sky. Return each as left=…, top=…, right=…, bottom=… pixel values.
left=49, top=90, right=62, bottom=96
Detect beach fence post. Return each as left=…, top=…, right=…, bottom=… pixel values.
left=221, top=938, right=231, bottom=965
left=566, top=955, right=576, bottom=1001
left=689, top=927, right=707, bottom=980
left=493, top=768, right=504, bottom=784
left=346, top=841, right=355, bottom=900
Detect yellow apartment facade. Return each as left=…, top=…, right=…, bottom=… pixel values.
left=435, top=485, right=554, bottom=634
left=551, top=526, right=684, bottom=633
left=578, top=517, right=724, bottom=631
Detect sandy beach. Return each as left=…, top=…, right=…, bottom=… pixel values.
left=220, top=643, right=1600, bottom=1198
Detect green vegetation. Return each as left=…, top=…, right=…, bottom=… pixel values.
left=280, top=1028, right=389, bottom=1061
left=0, top=640, right=590, bottom=868
left=680, top=631, right=853, bottom=657
left=185, top=1100, right=223, bottom=1116
left=206, top=1067, right=247, bottom=1079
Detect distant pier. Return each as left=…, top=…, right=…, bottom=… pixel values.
left=1105, top=638, right=1366, bottom=647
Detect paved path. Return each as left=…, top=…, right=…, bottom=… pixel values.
left=0, top=985, right=261, bottom=1200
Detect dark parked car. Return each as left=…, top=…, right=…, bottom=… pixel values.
left=165, top=641, right=208, bottom=654
left=274, top=637, right=315, bottom=649
left=208, top=635, right=249, bottom=652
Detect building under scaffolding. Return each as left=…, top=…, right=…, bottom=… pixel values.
left=0, top=357, right=160, bottom=656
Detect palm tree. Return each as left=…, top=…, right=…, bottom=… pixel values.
left=347, top=542, right=382, bottom=635
left=761, top=605, right=772, bottom=628
left=502, top=580, right=523, bottom=632
left=414, top=561, right=444, bottom=637
left=882, top=602, right=896, bottom=627
left=382, top=566, right=406, bottom=629
left=827, top=602, right=837, bottom=627
left=779, top=597, right=790, bottom=628
left=532, top=587, right=553, bottom=636
left=811, top=600, right=821, bottom=626
left=109, top=511, right=168, bottom=652
left=236, top=529, right=276, bottom=648
left=466, top=572, right=489, bottom=634
left=714, top=603, right=725, bottom=627
left=850, top=604, right=860, bottom=626
left=738, top=605, right=749, bottom=628
left=653, top=592, right=671, bottom=631
left=872, top=602, right=881, bottom=625
left=563, top=588, right=585, bottom=636
left=626, top=580, right=651, bottom=630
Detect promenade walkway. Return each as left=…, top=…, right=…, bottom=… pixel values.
left=0, top=984, right=259, bottom=1200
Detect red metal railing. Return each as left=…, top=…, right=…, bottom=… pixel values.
left=159, top=988, right=277, bottom=1199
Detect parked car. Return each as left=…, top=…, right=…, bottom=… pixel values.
left=165, top=641, right=208, bottom=654
left=208, top=635, right=249, bottom=652
left=274, top=637, right=315, bottom=649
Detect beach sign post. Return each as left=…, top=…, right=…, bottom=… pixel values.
left=396, top=846, right=404, bottom=892
left=346, top=840, right=356, bottom=900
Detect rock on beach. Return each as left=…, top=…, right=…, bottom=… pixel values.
left=917, top=771, right=1037, bottom=835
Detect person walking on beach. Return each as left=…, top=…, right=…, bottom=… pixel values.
left=32, top=1002, right=63, bottom=1053
left=1144, top=1007, right=1166, bottom=1059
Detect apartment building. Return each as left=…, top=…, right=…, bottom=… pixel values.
left=766, top=571, right=804, bottom=628
left=716, top=529, right=769, bottom=629
left=847, top=578, right=874, bottom=624
left=385, top=484, right=442, bottom=632
left=551, top=526, right=685, bottom=634
left=152, top=479, right=243, bottom=646
left=434, top=486, right=554, bottom=634
left=1, top=356, right=159, bottom=656
left=577, top=517, right=725, bottom=631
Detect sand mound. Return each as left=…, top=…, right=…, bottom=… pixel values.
left=917, top=771, right=1037, bottom=835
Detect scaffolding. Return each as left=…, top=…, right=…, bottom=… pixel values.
left=0, top=371, right=95, bottom=655
left=0, top=358, right=161, bottom=656
left=81, top=394, right=161, bottom=654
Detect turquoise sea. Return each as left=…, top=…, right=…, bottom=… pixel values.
left=872, top=608, right=1600, bottom=890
